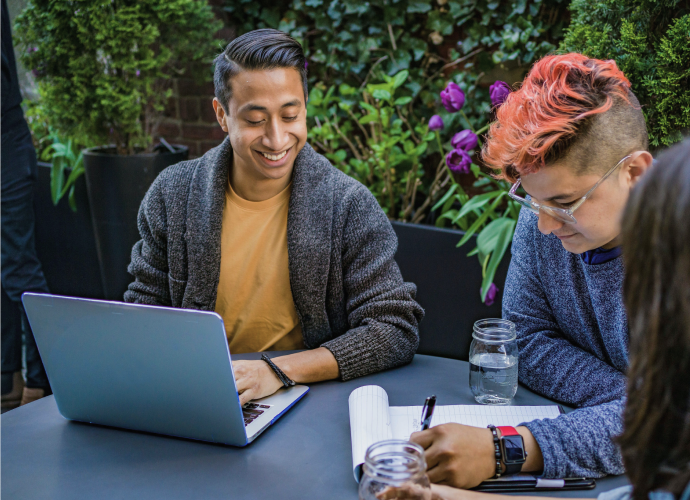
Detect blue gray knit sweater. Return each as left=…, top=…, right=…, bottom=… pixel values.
left=503, top=209, right=628, bottom=478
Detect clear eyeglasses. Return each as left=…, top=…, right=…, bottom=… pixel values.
left=507, top=155, right=632, bottom=224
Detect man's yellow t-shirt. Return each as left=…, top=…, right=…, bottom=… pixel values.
left=214, top=181, right=305, bottom=354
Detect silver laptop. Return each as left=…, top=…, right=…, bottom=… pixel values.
left=21, top=293, right=309, bottom=446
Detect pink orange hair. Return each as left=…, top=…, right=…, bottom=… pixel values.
left=483, top=53, right=632, bottom=182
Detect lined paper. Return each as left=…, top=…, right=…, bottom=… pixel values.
left=389, top=404, right=561, bottom=440
left=348, top=385, right=561, bottom=481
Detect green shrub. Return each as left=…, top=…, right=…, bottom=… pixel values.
left=14, top=0, right=222, bottom=155
left=560, top=0, right=690, bottom=148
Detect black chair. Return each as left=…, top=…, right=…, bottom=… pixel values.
left=392, top=222, right=510, bottom=361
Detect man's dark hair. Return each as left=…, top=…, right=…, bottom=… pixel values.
left=214, top=29, right=308, bottom=112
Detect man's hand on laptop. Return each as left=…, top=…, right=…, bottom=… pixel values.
left=232, top=348, right=341, bottom=405
left=233, top=360, right=284, bottom=406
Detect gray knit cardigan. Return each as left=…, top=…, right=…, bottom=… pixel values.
left=124, top=139, right=424, bottom=381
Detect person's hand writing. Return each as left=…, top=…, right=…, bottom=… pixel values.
left=409, top=424, right=495, bottom=488
left=232, top=360, right=283, bottom=405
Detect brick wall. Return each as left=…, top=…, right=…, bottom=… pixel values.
left=157, top=2, right=233, bottom=158
left=158, top=77, right=226, bottom=158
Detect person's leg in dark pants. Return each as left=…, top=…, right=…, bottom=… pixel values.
left=1, top=107, right=51, bottom=405
left=1, top=286, right=24, bottom=409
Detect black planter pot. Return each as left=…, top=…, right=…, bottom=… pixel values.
left=392, top=221, right=510, bottom=361
left=33, top=162, right=104, bottom=299
left=83, top=145, right=189, bottom=300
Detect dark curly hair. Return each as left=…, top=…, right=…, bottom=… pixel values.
left=620, top=138, right=690, bottom=499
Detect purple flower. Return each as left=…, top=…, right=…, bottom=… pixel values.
left=489, top=81, right=511, bottom=108
left=446, top=148, right=472, bottom=174
left=482, top=283, right=499, bottom=306
left=440, top=82, right=465, bottom=113
left=304, top=60, right=308, bottom=69
left=428, top=115, right=444, bottom=131
left=135, top=69, right=141, bottom=77
left=451, top=129, right=478, bottom=151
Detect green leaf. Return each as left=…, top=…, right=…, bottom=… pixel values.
left=414, top=142, right=428, bottom=156
left=392, top=70, right=409, bottom=89
left=372, top=89, right=391, bottom=100
left=339, top=83, right=356, bottom=96
left=476, top=217, right=515, bottom=256
left=360, top=102, right=377, bottom=113
left=67, top=185, right=77, bottom=212
left=310, top=87, right=324, bottom=106
left=394, top=96, right=412, bottom=106
left=456, top=193, right=506, bottom=247
left=481, top=218, right=516, bottom=302
left=456, top=190, right=502, bottom=221
left=436, top=209, right=457, bottom=227
left=432, top=184, right=458, bottom=211
left=407, top=1, right=432, bottom=13
left=50, top=157, right=65, bottom=206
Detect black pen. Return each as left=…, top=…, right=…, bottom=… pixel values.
left=420, top=395, right=437, bottom=431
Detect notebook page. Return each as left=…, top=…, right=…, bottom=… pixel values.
left=389, top=404, right=561, bottom=440
left=348, top=385, right=393, bottom=480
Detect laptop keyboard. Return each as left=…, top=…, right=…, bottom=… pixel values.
left=242, top=403, right=272, bottom=426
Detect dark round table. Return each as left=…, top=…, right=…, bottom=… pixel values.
left=1, top=353, right=628, bottom=499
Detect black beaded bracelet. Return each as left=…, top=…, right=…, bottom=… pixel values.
left=261, top=354, right=296, bottom=388
left=487, top=425, right=502, bottom=479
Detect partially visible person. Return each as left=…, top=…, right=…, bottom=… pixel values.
left=410, top=53, right=653, bottom=486
left=383, top=138, right=690, bottom=500
left=1, top=0, right=52, bottom=409
left=125, top=29, right=423, bottom=405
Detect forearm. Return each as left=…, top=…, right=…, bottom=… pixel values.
left=522, top=399, right=625, bottom=478
left=517, top=426, right=544, bottom=473
left=273, top=347, right=340, bottom=383
left=516, top=331, right=627, bottom=407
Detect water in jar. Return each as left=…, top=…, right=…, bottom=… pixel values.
left=470, top=352, right=518, bottom=405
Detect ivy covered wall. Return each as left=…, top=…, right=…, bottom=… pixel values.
left=223, top=0, right=569, bottom=126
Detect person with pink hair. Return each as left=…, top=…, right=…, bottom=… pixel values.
left=409, top=53, right=654, bottom=488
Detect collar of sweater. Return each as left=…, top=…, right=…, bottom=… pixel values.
left=580, top=245, right=622, bottom=265
left=183, top=138, right=334, bottom=313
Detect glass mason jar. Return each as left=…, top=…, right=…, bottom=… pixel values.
left=469, top=318, right=518, bottom=405
left=359, top=440, right=431, bottom=500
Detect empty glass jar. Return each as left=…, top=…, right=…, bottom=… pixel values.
left=469, top=318, right=518, bottom=405
left=359, top=440, right=431, bottom=500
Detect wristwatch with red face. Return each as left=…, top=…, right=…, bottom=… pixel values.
left=496, top=426, right=527, bottom=475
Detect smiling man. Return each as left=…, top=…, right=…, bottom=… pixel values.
left=409, top=54, right=652, bottom=487
left=125, top=29, right=423, bottom=404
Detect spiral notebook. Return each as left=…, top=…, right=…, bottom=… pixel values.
left=348, top=385, right=562, bottom=483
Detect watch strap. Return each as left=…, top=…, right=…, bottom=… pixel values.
left=496, top=426, right=519, bottom=437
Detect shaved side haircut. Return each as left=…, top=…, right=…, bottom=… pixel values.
left=483, top=53, right=648, bottom=182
